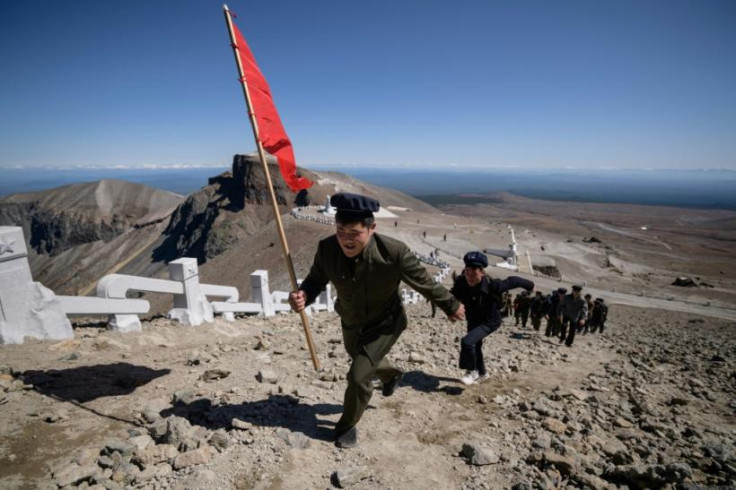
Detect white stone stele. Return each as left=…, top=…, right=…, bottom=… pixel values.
left=484, top=226, right=519, bottom=271
left=0, top=226, right=73, bottom=344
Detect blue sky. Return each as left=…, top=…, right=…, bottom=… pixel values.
left=1, top=0, right=734, bottom=170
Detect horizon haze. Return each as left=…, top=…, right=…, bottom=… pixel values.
left=3, top=165, right=736, bottom=211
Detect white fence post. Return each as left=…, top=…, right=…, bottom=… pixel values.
left=251, top=270, right=274, bottom=317
left=200, top=284, right=239, bottom=321
left=96, top=274, right=181, bottom=331
left=319, top=283, right=335, bottom=312
left=168, top=258, right=213, bottom=326
left=0, top=226, right=72, bottom=344
left=109, top=309, right=144, bottom=333
left=96, top=275, right=144, bottom=333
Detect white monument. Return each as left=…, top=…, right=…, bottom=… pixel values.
left=485, top=226, right=519, bottom=271
left=0, top=226, right=73, bottom=344
left=322, top=195, right=336, bottom=215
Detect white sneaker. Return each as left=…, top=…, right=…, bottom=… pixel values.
left=461, top=370, right=480, bottom=385
left=477, top=372, right=490, bottom=382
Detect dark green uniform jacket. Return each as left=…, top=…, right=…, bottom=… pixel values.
left=300, top=233, right=459, bottom=332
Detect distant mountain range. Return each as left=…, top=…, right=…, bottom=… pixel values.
left=0, top=155, right=434, bottom=305
left=4, top=166, right=736, bottom=210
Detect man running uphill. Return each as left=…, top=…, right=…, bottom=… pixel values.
left=451, top=251, right=534, bottom=385
left=289, top=193, right=465, bottom=448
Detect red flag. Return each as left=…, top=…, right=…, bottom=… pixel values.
left=232, top=23, right=312, bottom=192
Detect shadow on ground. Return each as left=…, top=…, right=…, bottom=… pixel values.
left=162, top=395, right=343, bottom=442
left=21, top=363, right=171, bottom=403
left=403, top=370, right=463, bottom=395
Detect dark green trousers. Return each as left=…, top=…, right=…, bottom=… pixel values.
left=335, top=311, right=406, bottom=433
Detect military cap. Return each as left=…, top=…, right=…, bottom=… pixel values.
left=557, top=287, right=567, bottom=294
left=572, top=284, right=583, bottom=292
left=595, top=297, right=604, bottom=303
left=331, top=192, right=379, bottom=218
left=463, top=251, right=488, bottom=268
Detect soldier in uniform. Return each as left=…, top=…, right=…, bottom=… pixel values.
left=451, top=251, right=534, bottom=385
left=518, top=290, right=532, bottom=328
left=513, top=293, right=522, bottom=325
left=499, top=291, right=511, bottom=318
left=581, top=293, right=594, bottom=334
left=559, top=284, right=588, bottom=347
left=504, top=291, right=513, bottom=318
left=289, top=193, right=465, bottom=448
left=529, top=290, right=546, bottom=331
left=589, top=298, right=608, bottom=333
left=544, top=288, right=566, bottom=337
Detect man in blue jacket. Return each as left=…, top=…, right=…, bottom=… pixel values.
left=451, top=251, right=534, bottom=385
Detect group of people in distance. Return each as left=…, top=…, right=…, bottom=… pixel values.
left=507, top=285, right=608, bottom=347
left=288, top=192, right=605, bottom=449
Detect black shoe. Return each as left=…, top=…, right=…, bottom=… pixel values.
left=335, top=426, right=358, bottom=448
left=382, top=372, right=404, bottom=397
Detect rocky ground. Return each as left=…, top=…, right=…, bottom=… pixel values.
left=1, top=299, right=734, bottom=489
left=2, top=171, right=736, bottom=489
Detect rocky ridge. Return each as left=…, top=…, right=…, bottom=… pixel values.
left=0, top=179, right=182, bottom=256
left=0, top=180, right=184, bottom=294
left=0, top=156, right=438, bottom=297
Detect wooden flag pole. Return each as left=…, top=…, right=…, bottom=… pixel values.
left=223, top=4, right=321, bottom=371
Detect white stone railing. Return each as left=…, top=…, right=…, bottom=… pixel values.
left=94, top=260, right=335, bottom=333
left=413, top=250, right=450, bottom=269
left=399, top=266, right=451, bottom=306
left=59, top=296, right=150, bottom=317
left=290, top=207, right=335, bottom=226
left=1, top=225, right=443, bottom=344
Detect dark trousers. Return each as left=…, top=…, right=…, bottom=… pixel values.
left=545, top=316, right=560, bottom=337
left=559, top=316, right=577, bottom=346
left=591, top=320, right=606, bottom=333
left=459, top=323, right=493, bottom=375
left=520, top=310, right=529, bottom=328
left=531, top=315, right=542, bottom=331
left=336, top=316, right=405, bottom=433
